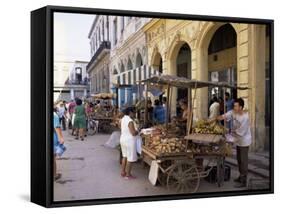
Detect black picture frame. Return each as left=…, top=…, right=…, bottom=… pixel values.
left=31, top=5, right=274, bottom=208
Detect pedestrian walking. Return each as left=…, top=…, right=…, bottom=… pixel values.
left=73, top=98, right=87, bottom=141
left=53, top=105, right=66, bottom=181
left=57, top=102, right=66, bottom=130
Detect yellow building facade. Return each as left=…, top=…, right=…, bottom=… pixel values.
left=142, top=19, right=270, bottom=152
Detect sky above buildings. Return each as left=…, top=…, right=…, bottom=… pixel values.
left=54, top=12, right=95, bottom=62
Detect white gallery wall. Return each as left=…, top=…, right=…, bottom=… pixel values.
left=0, top=0, right=279, bottom=213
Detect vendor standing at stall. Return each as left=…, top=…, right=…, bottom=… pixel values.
left=95, top=100, right=102, bottom=114
left=120, top=107, right=138, bottom=179
left=173, top=99, right=190, bottom=133
left=153, top=99, right=166, bottom=125
left=209, top=96, right=220, bottom=120
left=146, top=100, right=154, bottom=127
left=217, top=98, right=251, bottom=188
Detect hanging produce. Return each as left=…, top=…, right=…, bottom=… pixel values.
left=192, top=120, right=226, bottom=135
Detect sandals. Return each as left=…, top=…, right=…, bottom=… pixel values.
left=76, top=136, right=84, bottom=141
left=124, top=175, right=137, bottom=180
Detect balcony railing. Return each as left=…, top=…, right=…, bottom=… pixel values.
left=113, top=65, right=162, bottom=85
left=65, top=79, right=89, bottom=85
left=87, top=41, right=111, bottom=70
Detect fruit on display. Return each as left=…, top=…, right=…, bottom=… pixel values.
left=147, top=136, right=186, bottom=154
left=153, top=123, right=182, bottom=137
left=192, top=119, right=226, bottom=135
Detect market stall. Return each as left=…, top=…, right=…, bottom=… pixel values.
left=90, top=93, right=117, bottom=134
left=140, top=75, right=249, bottom=193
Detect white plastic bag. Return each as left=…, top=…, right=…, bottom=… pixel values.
left=72, top=113, right=76, bottom=125
left=104, top=131, right=121, bottom=148
left=136, top=136, right=143, bottom=154
left=225, top=133, right=235, bottom=143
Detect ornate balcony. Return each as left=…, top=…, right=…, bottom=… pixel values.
left=86, top=41, right=111, bottom=70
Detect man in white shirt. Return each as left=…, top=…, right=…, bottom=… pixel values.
left=57, top=102, right=66, bottom=130
left=217, top=98, right=251, bottom=188
left=209, top=96, right=220, bottom=119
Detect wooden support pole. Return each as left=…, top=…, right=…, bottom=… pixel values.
left=223, top=87, right=227, bottom=130
left=169, top=87, right=173, bottom=122
left=166, top=85, right=171, bottom=129
left=144, top=83, right=148, bottom=127
left=187, top=83, right=197, bottom=135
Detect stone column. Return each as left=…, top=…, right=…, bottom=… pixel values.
left=248, top=24, right=266, bottom=152
left=84, top=88, right=87, bottom=97
left=195, top=47, right=209, bottom=120
left=70, top=88, right=74, bottom=100
left=166, top=55, right=178, bottom=117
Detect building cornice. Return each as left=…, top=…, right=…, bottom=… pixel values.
left=141, top=18, right=160, bottom=32
left=88, top=15, right=100, bottom=38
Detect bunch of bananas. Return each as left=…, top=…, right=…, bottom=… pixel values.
left=192, top=119, right=225, bottom=135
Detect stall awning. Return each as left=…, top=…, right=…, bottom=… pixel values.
left=141, top=75, right=249, bottom=90
left=91, top=93, right=116, bottom=99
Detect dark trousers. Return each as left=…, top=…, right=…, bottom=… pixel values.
left=236, top=146, right=249, bottom=183
left=59, top=117, right=66, bottom=130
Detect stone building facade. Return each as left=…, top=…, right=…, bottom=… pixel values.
left=143, top=19, right=270, bottom=152
left=54, top=60, right=89, bottom=101
left=87, top=15, right=111, bottom=95
left=86, top=16, right=270, bottom=151
left=108, top=16, right=161, bottom=107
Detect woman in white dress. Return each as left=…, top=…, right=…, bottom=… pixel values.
left=120, top=107, right=138, bottom=179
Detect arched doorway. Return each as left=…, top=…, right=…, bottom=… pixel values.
left=207, top=24, right=237, bottom=111
left=151, top=51, right=164, bottom=103
left=167, top=41, right=192, bottom=116
left=127, top=58, right=133, bottom=70
left=176, top=43, right=191, bottom=104
left=120, top=62, right=125, bottom=84
left=136, top=52, right=143, bottom=68
left=152, top=52, right=163, bottom=73
left=120, top=63, right=125, bottom=73
left=113, top=68, right=119, bottom=84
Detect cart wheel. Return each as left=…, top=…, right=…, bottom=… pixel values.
left=87, top=121, right=97, bottom=136
left=103, top=124, right=112, bottom=133
left=167, top=162, right=200, bottom=193
left=87, top=127, right=97, bottom=136
left=87, top=125, right=97, bottom=136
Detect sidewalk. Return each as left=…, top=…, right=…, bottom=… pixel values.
left=54, top=131, right=266, bottom=201
left=225, top=149, right=270, bottom=178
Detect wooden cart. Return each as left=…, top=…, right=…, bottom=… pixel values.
left=142, top=144, right=199, bottom=193
left=91, top=93, right=116, bottom=134
left=141, top=139, right=227, bottom=193
left=91, top=117, right=115, bottom=133
left=185, top=133, right=228, bottom=187
left=140, top=75, right=249, bottom=193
